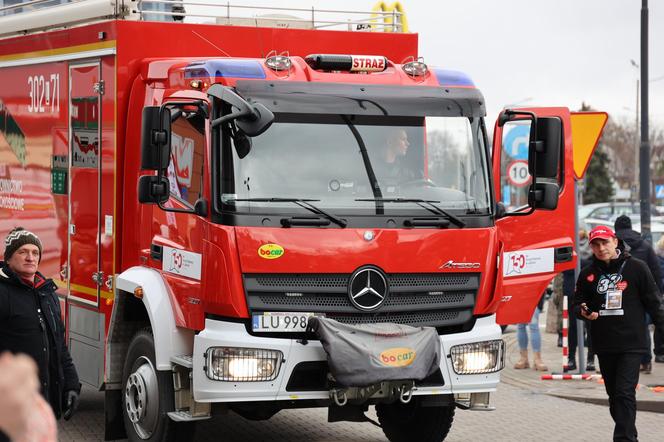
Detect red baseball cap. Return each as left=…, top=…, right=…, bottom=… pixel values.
left=588, top=226, right=616, bottom=243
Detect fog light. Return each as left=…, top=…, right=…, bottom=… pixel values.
left=205, top=347, right=283, bottom=381
left=450, top=340, right=504, bottom=375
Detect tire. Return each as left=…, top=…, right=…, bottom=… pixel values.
left=376, top=399, right=455, bottom=442
left=122, top=328, right=195, bottom=442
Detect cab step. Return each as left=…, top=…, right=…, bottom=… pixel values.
left=167, top=411, right=211, bottom=422
left=170, top=354, right=193, bottom=368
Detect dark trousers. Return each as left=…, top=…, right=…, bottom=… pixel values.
left=641, top=315, right=664, bottom=363
left=597, top=353, right=642, bottom=442
left=567, top=304, right=594, bottom=361
left=654, top=324, right=664, bottom=356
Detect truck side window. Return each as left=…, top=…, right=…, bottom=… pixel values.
left=167, top=111, right=206, bottom=207
left=500, top=120, right=562, bottom=210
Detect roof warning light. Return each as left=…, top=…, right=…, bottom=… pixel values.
left=305, top=54, right=387, bottom=72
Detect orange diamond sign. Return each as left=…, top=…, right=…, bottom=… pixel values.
left=570, top=112, right=608, bottom=180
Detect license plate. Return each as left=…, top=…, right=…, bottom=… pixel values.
left=252, top=312, right=320, bottom=332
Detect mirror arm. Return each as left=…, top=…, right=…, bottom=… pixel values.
left=211, top=109, right=253, bottom=128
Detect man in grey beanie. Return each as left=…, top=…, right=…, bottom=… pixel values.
left=0, top=227, right=80, bottom=442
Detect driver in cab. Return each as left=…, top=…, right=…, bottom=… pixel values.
left=372, top=129, right=422, bottom=189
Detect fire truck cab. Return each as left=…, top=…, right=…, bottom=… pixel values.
left=0, top=2, right=585, bottom=441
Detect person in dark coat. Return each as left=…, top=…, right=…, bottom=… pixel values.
left=614, top=214, right=664, bottom=373
left=0, top=227, right=80, bottom=441
left=575, top=226, right=664, bottom=442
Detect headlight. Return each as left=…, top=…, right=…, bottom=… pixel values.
left=450, top=340, right=505, bottom=375
left=205, top=347, right=283, bottom=381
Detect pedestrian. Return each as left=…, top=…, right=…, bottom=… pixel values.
left=654, top=235, right=664, bottom=364
left=574, top=225, right=664, bottom=442
left=514, top=292, right=548, bottom=371
left=0, top=352, right=57, bottom=442
left=614, top=214, right=664, bottom=373
left=0, top=227, right=80, bottom=441
left=564, top=267, right=595, bottom=371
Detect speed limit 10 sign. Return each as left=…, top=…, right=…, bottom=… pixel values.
left=506, top=160, right=531, bottom=187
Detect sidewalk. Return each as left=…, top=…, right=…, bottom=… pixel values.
left=500, top=317, right=664, bottom=413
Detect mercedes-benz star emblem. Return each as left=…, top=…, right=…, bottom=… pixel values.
left=348, top=266, right=388, bottom=311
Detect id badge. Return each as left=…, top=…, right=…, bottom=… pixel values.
left=605, top=290, right=623, bottom=310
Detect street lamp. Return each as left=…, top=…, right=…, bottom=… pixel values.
left=630, top=60, right=639, bottom=199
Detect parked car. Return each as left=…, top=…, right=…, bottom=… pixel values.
left=583, top=214, right=664, bottom=246
left=579, top=202, right=664, bottom=222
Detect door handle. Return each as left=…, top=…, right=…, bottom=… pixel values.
left=554, top=246, right=573, bottom=263
left=92, top=271, right=104, bottom=286
left=60, top=264, right=68, bottom=280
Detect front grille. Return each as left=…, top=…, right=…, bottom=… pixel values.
left=327, top=309, right=471, bottom=326
left=254, top=293, right=473, bottom=312
left=244, top=272, right=480, bottom=330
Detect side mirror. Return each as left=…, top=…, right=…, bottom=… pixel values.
left=529, top=182, right=559, bottom=210
left=194, top=198, right=208, bottom=217
left=236, top=103, right=274, bottom=137
left=138, top=175, right=169, bottom=204
left=208, top=85, right=274, bottom=136
left=233, top=131, right=252, bottom=159
left=141, top=106, right=171, bottom=170
left=530, top=117, right=561, bottom=179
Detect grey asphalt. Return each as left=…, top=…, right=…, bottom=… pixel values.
left=501, top=311, right=664, bottom=413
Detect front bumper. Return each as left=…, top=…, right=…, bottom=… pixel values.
left=192, top=315, right=502, bottom=403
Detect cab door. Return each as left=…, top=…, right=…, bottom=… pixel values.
left=492, top=107, right=576, bottom=324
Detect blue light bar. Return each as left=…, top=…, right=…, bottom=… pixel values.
left=185, top=59, right=266, bottom=79
left=433, top=69, right=475, bottom=87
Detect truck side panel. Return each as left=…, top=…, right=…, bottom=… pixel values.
left=0, top=50, right=118, bottom=388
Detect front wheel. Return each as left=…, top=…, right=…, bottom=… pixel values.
left=376, top=399, right=455, bottom=442
left=122, top=329, right=194, bottom=442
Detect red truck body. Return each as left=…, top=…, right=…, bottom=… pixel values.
left=0, top=4, right=588, bottom=440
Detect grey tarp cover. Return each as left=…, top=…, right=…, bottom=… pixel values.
left=309, top=317, right=441, bottom=388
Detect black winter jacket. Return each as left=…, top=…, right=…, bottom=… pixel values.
left=615, top=228, right=664, bottom=292
left=0, top=263, right=80, bottom=418
left=573, top=251, right=664, bottom=354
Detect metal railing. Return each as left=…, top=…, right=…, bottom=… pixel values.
left=137, top=0, right=406, bottom=32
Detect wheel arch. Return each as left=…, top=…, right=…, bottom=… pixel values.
left=108, top=266, right=194, bottom=378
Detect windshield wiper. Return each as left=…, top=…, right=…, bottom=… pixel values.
left=230, top=197, right=347, bottom=228
left=355, top=198, right=466, bottom=227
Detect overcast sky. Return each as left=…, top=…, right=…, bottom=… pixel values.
left=191, top=0, right=663, bottom=129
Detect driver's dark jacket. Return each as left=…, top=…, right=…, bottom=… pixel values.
left=0, top=263, right=80, bottom=418
left=373, top=158, right=422, bottom=186
left=573, top=251, right=664, bottom=354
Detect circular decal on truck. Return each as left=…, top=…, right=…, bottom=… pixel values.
left=258, top=244, right=285, bottom=259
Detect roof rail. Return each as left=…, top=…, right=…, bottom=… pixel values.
left=0, top=0, right=408, bottom=39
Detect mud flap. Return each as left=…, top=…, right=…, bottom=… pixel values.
left=308, top=317, right=440, bottom=388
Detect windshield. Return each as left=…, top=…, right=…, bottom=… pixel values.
left=221, top=114, right=491, bottom=217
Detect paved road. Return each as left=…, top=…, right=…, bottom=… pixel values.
left=60, top=382, right=663, bottom=442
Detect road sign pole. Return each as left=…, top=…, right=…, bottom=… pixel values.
left=574, top=179, right=586, bottom=374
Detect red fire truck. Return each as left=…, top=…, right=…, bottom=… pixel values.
left=0, top=1, right=602, bottom=441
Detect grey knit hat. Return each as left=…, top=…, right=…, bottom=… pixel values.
left=4, top=227, right=42, bottom=262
